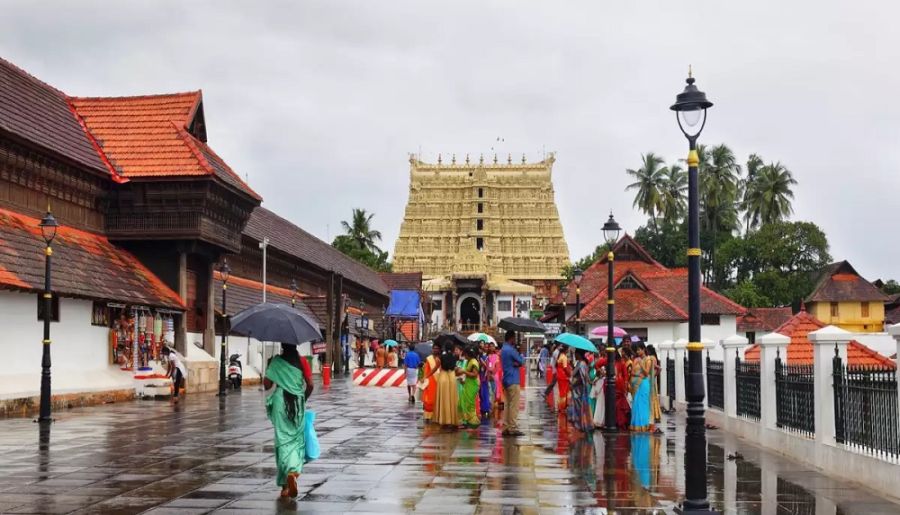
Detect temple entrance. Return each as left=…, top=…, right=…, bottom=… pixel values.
left=459, top=296, right=481, bottom=331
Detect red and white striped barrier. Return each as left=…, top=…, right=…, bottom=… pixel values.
left=353, top=368, right=406, bottom=387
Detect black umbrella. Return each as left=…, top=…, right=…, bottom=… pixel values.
left=230, top=303, right=322, bottom=345
left=414, top=341, right=434, bottom=360
left=498, top=316, right=546, bottom=334
left=433, top=332, right=468, bottom=349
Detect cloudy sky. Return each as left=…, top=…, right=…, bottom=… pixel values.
left=2, top=1, right=898, bottom=280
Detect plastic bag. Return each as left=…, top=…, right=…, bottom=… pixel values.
left=304, top=409, right=320, bottom=461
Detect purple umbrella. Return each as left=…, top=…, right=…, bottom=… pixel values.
left=590, top=326, right=628, bottom=338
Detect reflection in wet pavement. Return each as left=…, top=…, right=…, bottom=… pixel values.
left=0, top=377, right=898, bottom=514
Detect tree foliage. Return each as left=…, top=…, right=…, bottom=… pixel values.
left=332, top=208, right=392, bottom=272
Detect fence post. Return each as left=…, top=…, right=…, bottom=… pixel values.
left=721, top=335, right=749, bottom=419
left=658, top=340, right=674, bottom=407
left=808, top=325, right=852, bottom=447
left=700, top=338, right=715, bottom=408
left=674, top=338, right=687, bottom=406
left=888, top=324, right=900, bottom=429
left=759, top=332, right=790, bottom=430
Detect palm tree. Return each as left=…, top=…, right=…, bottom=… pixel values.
left=660, top=164, right=687, bottom=221
left=741, top=154, right=764, bottom=234
left=699, top=144, right=741, bottom=285
left=743, top=162, right=796, bottom=229
left=341, top=208, right=383, bottom=253
left=626, top=153, right=666, bottom=236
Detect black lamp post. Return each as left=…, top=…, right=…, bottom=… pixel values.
left=217, top=259, right=231, bottom=397
left=671, top=69, right=714, bottom=514
left=37, top=207, right=58, bottom=423
left=559, top=285, right=569, bottom=332
left=602, top=212, right=621, bottom=431
left=290, top=279, right=298, bottom=308
left=573, top=267, right=583, bottom=335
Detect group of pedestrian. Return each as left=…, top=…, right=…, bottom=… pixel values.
left=416, top=331, right=525, bottom=436
left=544, top=339, right=662, bottom=433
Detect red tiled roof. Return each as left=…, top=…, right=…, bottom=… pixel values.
left=244, top=207, right=389, bottom=297
left=0, top=58, right=109, bottom=174
left=737, top=307, right=793, bottom=333
left=0, top=207, right=183, bottom=309
left=68, top=93, right=260, bottom=200
left=806, top=261, right=888, bottom=303
left=379, top=272, right=422, bottom=291
left=212, top=272, right=322, bottom=328
left=743, top=309, right=895, bottom=368
left=580, top=287, right=688, bottom=322
left=886, top=305, right=900, bottom=326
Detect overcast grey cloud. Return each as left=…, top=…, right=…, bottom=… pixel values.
left=2, top=1, right=898, bottom=280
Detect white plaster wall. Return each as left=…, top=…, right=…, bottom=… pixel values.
left=495, top=294, right=514, bottom=320
left=0, top=291, right=132, bottom=399
left=430, top=294, right=444, bottom=328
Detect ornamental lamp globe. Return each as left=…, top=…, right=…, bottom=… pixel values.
left=573, top=267, right=583, bottom=287
left=602, top=212, right=621, bottom=247
left=219, top=259, right=231, bottom=284
left=38, top=209, right=59, bottom=246
left=670, top=74, right=713, bottom=139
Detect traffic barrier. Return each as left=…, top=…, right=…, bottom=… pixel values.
left=353, top=368, right=405, bottom=387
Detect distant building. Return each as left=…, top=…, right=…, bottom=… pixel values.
left=737, top=307, right=794, bottom=344
left=392, top=153, right=570, bottom=332
left=805, top=261, right=888, bottom=332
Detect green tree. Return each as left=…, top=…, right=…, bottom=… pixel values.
left=722, top=280, right=771, bottom=308
left=699, top=144, right=742, bottom=286
left=626, top=153, right=666, bottom=237
left=341, top=208, right=383, bottom=254
left=633, top=220, right=688, bottom=269
left=880, top=280, right=900, bottom=295
left=742, top=162, right=797, bottom=229
left=659, top=164, right=687, bottom=221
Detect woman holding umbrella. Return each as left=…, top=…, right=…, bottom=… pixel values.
left=568, top=348, right=593, bottom=433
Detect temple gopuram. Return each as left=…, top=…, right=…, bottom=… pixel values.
left=393, top=153, right=570, bottom=333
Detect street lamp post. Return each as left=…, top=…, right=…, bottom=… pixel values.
left=560, top=285, right=569, bottom=332
left=602, top=212, right=621, bottom=431
left=671, top=69, right=714, bottom=514
left=217, top=259, right=231, bottom=397
left=573, top=268, right=583, bottom=335
left=37, top=207, right=59, bottom=423
left=290, top=279, right=298, bottom=309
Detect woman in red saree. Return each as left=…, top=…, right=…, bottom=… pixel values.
left=421, top=343, right=441, bottom=422
left=556, top=345, right=571, bottom=412
left=615, top=346, right=633, bottom=430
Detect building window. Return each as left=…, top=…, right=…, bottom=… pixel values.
left=861, top=301, right=869, bottom=318
left=498, top=300, right=512, bottom=311
left=477, top=203, right=483, bottom=213
left=37, top=293, right=59, bottom=322
left=617, top=276, right=640, bottom=290
left=830, top=302, right=839, bottom=318
left=476, top=237, right=484, bottom=250
left=432, top=299, right=443, bottom=311
left=700, top=313, right=720, bottom=326
left=476, top=219, right=483, bottom=231
left=477, top=187, right=483, bottom=198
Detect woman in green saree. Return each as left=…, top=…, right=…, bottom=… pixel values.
left=264, top=345, right=313, bottom=498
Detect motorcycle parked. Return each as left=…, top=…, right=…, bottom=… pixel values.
left=227, top=353, right=242, bottom=389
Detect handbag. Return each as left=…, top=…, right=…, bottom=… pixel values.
left=304, top=410, right=321, bottom=462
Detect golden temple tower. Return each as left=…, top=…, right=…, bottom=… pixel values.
left=393, top=153, right=570, bottom=333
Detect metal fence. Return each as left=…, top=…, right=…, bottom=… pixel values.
left=666, top=357, right=675, bottom=403
left=735, top=358, right=761, bottom=421
left=707, top=356, right=725, bottom=409
left=833, top=357, right=900, bottom=460
left=774, top=355, right=815, bottom=437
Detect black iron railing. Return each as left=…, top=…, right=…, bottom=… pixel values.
left=774, top=355, right=815, bottom=437
left=834, top=354, right=899, bottom=460
left=735, top=357, right=761, bottom=421
left=666, top=356, right=675, bottom=403
left=707, top=356, right=724, bottom=410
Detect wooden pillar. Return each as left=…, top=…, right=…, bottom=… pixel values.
left=204, top=260, right=216, bottom=357
left=175, top=251, right=188, bottom=355
left=325, top=272, right=334, bottom=368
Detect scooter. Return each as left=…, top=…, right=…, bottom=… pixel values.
left=227, top=353, right=242, bottom=389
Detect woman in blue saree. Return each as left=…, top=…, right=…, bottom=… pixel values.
left=629, top=342, right=653, bottom=432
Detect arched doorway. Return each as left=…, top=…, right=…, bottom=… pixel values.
left=459, top=295, right=481, bottom=330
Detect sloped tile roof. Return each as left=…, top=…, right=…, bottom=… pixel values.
left=743, top=309, right=895, bottom=368
left=737, top=307, right=794, bottom=333
left=806, top=261, right=888, bottom=303
left=0, top=58, right=108, bottom=174
left=379, top=272, right=422, bottom=291
left=0, top=207, right=183, bottom=309
left=244, top=207, right=389, bottom=297
left=580, top=287, right=688, bottom=322
left=212, top=272, right=322, bottom=327
left=68, top=93, right=260, bottom=200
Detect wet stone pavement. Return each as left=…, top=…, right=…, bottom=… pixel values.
left=0, top=376, right=898, bottom=514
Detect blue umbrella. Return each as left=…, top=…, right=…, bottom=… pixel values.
left=555, top=332, right=598, bottom=353
left=384, top=339, right=399, bottom=347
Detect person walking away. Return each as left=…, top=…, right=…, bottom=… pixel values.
left=433, top=345, right=460, bottom=429
left=162, top=347, right=187, bottom=403
left=544, top=343, right=560, bottom=408
left=568, top=349, right=593, bottom=433
left=459, top=344, right=481, bottom=428
left=591, top=357, right=607, bottom=429
left=630, top=342, right=653, bottom=432
left=264, top=344, right=313, bottom=498
left=646, top=345, right=662, bottom=424
left=375, top=342, right=386, bottom=369
left=421, top=343, right=441, bottom=422
left=478, top=342, right=493, bottom=419
left=538, top=344, right=549, bottom=379
left=403, top=342, right=421, bottom=404
left=555, top=344, right=571, bottom=413
left=500, top=331, right=525, bottom=437
left=387, top=346, right=398, bottom=368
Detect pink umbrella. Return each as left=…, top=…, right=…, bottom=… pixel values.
left=590, top=326, right=628, bottom=338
